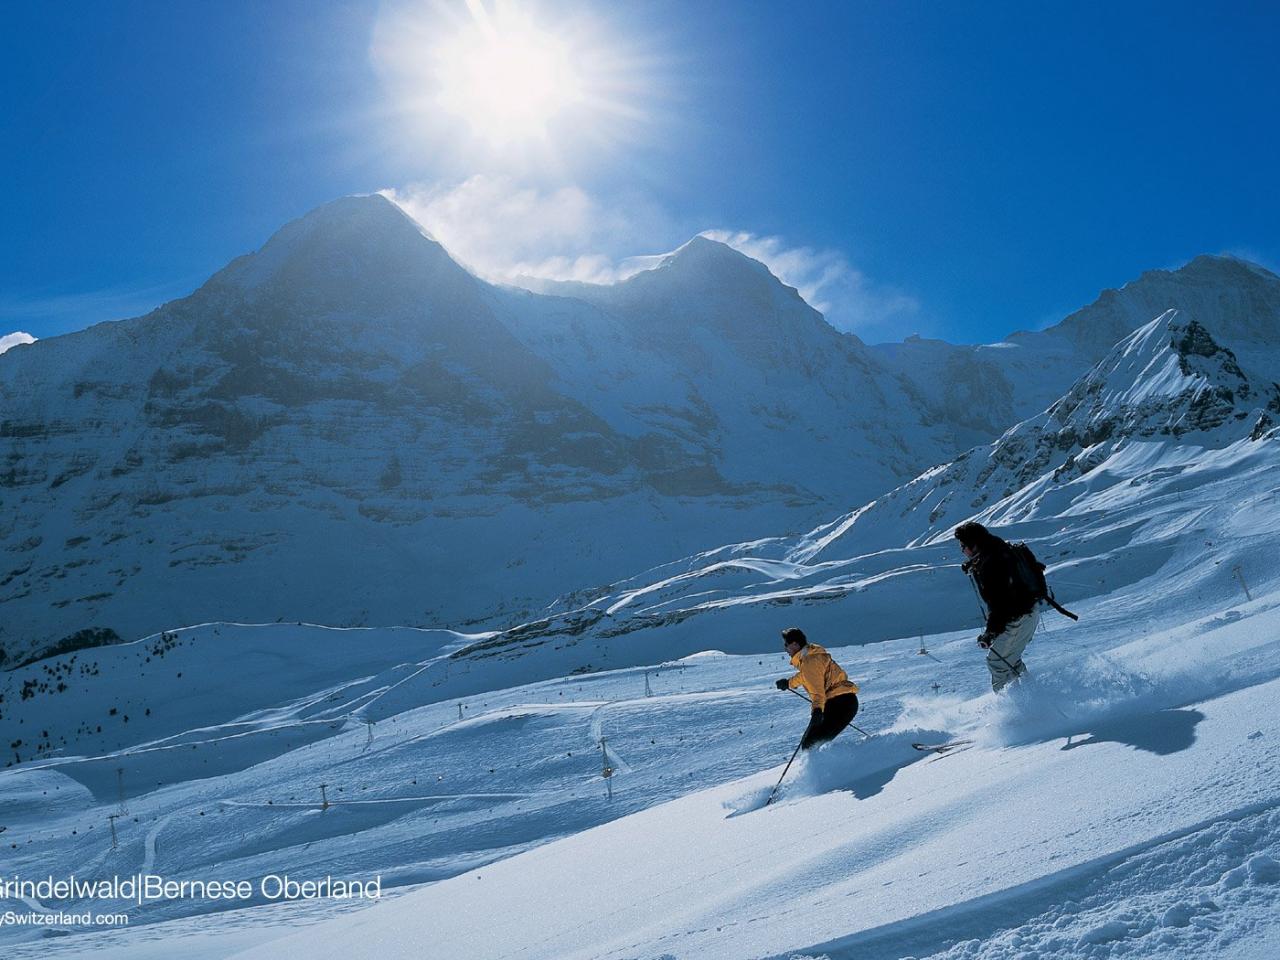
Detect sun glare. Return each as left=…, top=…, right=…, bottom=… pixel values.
left=373, top=0, right=659, bottom=167
left=435, top=3, right=583, bottom=144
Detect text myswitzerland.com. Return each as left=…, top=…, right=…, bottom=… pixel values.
left=1, top=873, right=382, bottom=907
left=2, top=911, right=130, bottom=928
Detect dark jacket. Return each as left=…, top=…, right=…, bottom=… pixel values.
left=966, top=535, right=1037, bottom=635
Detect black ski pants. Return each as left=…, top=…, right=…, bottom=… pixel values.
left=801, top=693, right=859, bottom=750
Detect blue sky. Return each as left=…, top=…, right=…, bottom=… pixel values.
left=2, top=0, right=1277, bottom=345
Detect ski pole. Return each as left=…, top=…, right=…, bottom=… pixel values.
left=966, top=568, right=989, bottom=624
left=765, top=737, right=805, bottom=807
left=788, top=688, right=872, bottom=739
left=983, top=640, right=1027, bottom=682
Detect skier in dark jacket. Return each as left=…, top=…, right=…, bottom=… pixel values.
left=774, top=627, right=860, bottom=748
left=954, top=522, right=1041, bottom=692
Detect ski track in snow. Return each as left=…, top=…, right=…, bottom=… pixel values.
left=141, top=811, right=174, bottom=874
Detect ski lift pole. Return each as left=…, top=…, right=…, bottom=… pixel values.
left=916, top=636, right=942, bottom=663
left=1233, top=564, right=1253, bottom=601
left=599, top=738, right=613, bottom=778
left=765, top=737, right=805, bottom=807
left=788, top=688, right=871, bottom=739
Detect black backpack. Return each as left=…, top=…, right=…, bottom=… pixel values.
left=1009, top=542, right=1079, bottom=621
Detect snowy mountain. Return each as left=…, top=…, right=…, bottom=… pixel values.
left=4, top=194, right=1278, bottom=674
left=873, top=255, right=1280, bottom=445
left=0, top=196, right=1005, bottom=666
left=808, top=309, right=1280, bottom=557
left=492, top=234, right=977, bottom=508
left=1, top=195, right=595, bottom=662
left=1047, top=255, right=1280, bottom=367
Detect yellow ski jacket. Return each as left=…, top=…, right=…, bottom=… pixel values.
left=787, top=643, right=858, bottom=710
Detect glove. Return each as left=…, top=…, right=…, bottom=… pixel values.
left=775, top=677, right=790, bottom=691
left=976, top=632, right=994, bottom=649
left=810, top=708, right=824, bottom=723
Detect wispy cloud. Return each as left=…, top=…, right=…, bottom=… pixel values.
left=383, top=175, right=685, bottom=284
left=384, top=176, right=926, bottom=340
left=0, top=331, right=37, bottom=355
left=701, top=230, right=921, bottom=339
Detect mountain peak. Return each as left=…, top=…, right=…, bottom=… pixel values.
left=207, top=194, right=472, bottom=304
left=612, top=233, right=805, bottom=314
left=1038, top=251, right=1280, bottom=362
left=1171, top=253, right=1280, bottom=284
left=658, top=235, right=772, bottom=278
left=1115, top=253, right=1280, bottom=292
left=602, top=231, right=809, bottom=324
left=1044, top=307, right=1264, bottom=443
left=291, top=193, right=434, bottom=240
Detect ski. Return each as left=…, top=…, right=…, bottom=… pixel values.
left=928, top=745, right=973, bottom=762
left=911, top=739, right=974, bottom=753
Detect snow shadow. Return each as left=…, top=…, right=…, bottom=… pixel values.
left=979, top=655, right=1225, bottom=751
left=1061, top=707, right=1205, bottom=756
left=796, top=730, right=943, bottom=800
left=894, top=653, right=1236, bottom=754
left=723, top=729, right=948, bottom=816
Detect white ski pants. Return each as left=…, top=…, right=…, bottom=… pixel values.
left=987, top=607, right=1040, bottom=692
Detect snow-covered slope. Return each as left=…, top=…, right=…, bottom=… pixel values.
left=229, top=636, right=1280, bottom=960
left=2, top=431, right=1278, bottom=959
left=0, top=622, right=488, bottom=767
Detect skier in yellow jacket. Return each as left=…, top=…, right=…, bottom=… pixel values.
left=774, top=626, right=860, bottom=749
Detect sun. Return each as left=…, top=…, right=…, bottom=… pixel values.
left=434, top=2, right=583, bottom=144
left=372, top=0, right=659, bottom=167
